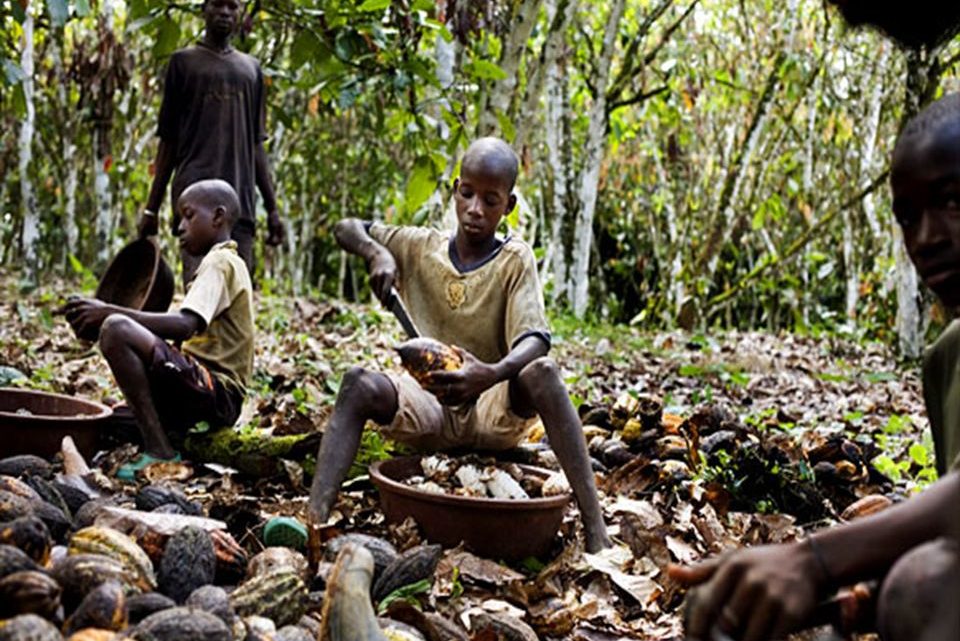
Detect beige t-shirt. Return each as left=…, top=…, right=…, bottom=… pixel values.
left=180, top=240, right=254, bottom=394
left=367, top=223, right=550, bottom=362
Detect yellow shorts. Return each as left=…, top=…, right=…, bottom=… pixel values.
left=380, top=372, right=537, bottom=451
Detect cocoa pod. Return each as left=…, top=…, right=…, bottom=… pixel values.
left=208, top=529, right=247, bottom=585
left=0, top=456, right=52, bottom=479
left=467, top=612, right=537, bottom=641
left=52, top=553, right=139, bottom=612
left=66, top=630, right=118, bottom=641
left=130, top=606, right=231, bottom=641
left=841, top=494, right=893, bottom=521
left=230, top=569, right=307, bottom=627
left=372, top=544, right=441, bottom=603
left=247, top=547, right=310, bottom=583
left=394, top=338, right=463, bottom=386
left=69, top=527, right=157, bottom=592
left=0, top=543, right=42, bottom=579
left=157, top=526, right=215, bottom=604
left=185, top=586, right=235, bottom=628
left=324, top=534, right=398, bottom=583
left=63, top=581, right=128, bottom=634
left=0, top=475, right=43, bottom=502
left=126, top=593, right=176, bottom=624
left=0, top=517, right=51, bottom=564
left=0, top=613, right=63, bottom=641
left=0, top=570, right=62, bottom=619
left=135, top=486, right=201, bottom=516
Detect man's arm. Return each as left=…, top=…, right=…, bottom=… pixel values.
left=255, top=143, right=283, bottom=246
left=672, top=472, right=960, bottom=640
left=138, top=139, right=176, bottom=238
left=334, top=218, right=397, bottom=303
left=63, top=298, right=202, bottom=343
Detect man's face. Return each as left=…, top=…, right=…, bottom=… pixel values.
left=177, top=195, right=222, bottom=256
left=892, top=126, right=960, bottom=308
left=827, top=0, right=960, bottom=48
left=203, top=0, right=241, bottom=39
left=453, top=167, right=515, bottom=245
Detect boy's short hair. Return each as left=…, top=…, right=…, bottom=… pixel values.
left=894, top=93, right=960, bottom=157
left=462, top=137, right=519, bottom=191
left=181, top=179, right=241, bottom=227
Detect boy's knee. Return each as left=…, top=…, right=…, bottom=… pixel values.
left=339, top=366, right=396, bottom=422
left=99, top=314, right=135, bottom=352
left=518, top=356, right=560, bottom=386
left=877, top=538, right=960, bottom=641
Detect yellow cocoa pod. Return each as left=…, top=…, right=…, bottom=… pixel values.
left=395, top=338, right=463, bottom=386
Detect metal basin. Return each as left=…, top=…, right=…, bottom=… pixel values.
left=96, top=238, right=174, bottom=312
left=370, top=456, right=571, bottom=560
left=0, top=388, right=113, bottom=458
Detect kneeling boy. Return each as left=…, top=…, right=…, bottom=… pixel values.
left=308, top=137, right=610, bottom=552
left=64, top=179, right=254, bottom=480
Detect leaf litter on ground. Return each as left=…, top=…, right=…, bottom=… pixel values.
left=0, top=274, right=929, bottom=640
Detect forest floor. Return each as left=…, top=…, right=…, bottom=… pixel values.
left=0, top=272, right=934, bottom=640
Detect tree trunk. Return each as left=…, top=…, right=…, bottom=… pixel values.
left=478, top=0, right=545, bottom=137
left=18, top=9, right=38, bottom=284
left=570, top=0, right=625, bottom=318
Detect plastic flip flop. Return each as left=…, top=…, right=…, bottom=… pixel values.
left=116, top=452, right=182, bottom=482
left=263, top=516, right=308, bottom=550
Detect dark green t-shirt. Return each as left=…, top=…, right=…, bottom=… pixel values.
left=157, top=43, right=266, bottom=228
left=922, top=320, right=960, bottom=474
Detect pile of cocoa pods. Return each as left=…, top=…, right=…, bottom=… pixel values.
left=0, top=442, right=473, bottom=641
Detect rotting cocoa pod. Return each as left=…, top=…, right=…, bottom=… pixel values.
left=0, top=613, right=63, bottom=641
left=52, top=481, right=95, bottom=517
left=69, top=526, right=157, bottom=592
left=394, top=338, right=463, bottom=386
left=0, top=475, right=43, bottom=502
left=125, top=592, right=176, bottom=624
left=0, top=517, right=51, bottom=564
left=841, top=494, right=893, bottom=521
left=636, top=394, right=663, bottom=431
left=319, top=544, right=388, bottom=641
left=0, top=456, right=52, bottom=480
left=247, top=547, right=310, bottom=583
left=52, top=553, right=139, bottom=613
left=371, top=544, right=441, bottom=604
left=23, top=477, right=72, bottom=520
left=579, top=406, right=611, bottom=430
left=130, top=606, right=231, bottom=641
left=74, top=499, right=117, bottom=530
left=0, top=543, right=42, bottom=579
left=230, top=569, right=308, bottom=627
left=63, top=581, right=127, bottom=634
left=609, top=392, right=640, bottom=430
left=0, top=570, right=62, bottom=619
left=157, top=526, right=216, bottom=604
left=135, top=486, right=202, bottom=516
left=32, top=500, right=73, bottom=544
left=421, top=613, right=469, bottom=641
left=467, top=612, right=538, bottom=641
left=185, top=585, right=235, bottom=628
left=324, top=534, right=399, bottom=583
left=0, top=489, right=37, bottom=522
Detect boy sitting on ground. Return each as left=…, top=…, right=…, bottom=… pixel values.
left=64, top=179, right=253, bottom=480
left=672, top=94, right=960, bottom=641
left=308, top=137, right=611, bottom=552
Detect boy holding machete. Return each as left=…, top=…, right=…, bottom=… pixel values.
left=307, top=137, right=611, bottom=553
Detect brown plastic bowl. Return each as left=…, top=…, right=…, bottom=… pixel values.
left=0, top=388, right=113, bottom=458
left=96, top=238, right=174, bottom=312
left=370, top=456, right=571, bottom=560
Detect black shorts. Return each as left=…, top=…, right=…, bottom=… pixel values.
left=148, top=341, right=243, bottom=433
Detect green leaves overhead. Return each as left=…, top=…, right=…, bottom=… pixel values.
left=404, top=154, right=443, bottom=216
left=154, top=16, right=181, bottom=58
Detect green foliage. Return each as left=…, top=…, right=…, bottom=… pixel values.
left=376, top=578, right=432, bottom=614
